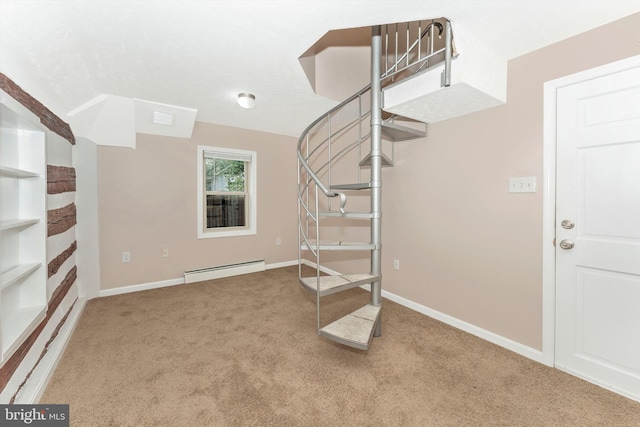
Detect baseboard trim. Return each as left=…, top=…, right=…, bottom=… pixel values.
left=99, top=278, right=185, bottom=297
left=380, top=289, right=546, bottom=364
left=99, top=260, right=300, bottom=297
left=15, top=296, right=87, bottom=404
left=184, top=260, right=266, bottom=284
left=266, top=260, right=298, bottom=270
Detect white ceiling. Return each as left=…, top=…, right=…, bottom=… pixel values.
left=1, top=0, right=639, bottom=137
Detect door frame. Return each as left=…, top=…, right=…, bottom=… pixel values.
left=541, top=54, right=640, bottom=367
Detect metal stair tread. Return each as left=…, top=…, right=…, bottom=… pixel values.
left=300, top=273, right=380, bottom=296
left=314, top=211, right=374, bottom=219
left=381, top=121, right=427, bottom=141
left=301, top=240, right=375, bottom=251
left=359, top=152, right=393, bottom=168
left=330, top=182, right=373, bottom=190
left=319, top=304, right=381, bottom=350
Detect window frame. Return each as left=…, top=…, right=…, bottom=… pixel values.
left=197, top=145, right=257, bottom=239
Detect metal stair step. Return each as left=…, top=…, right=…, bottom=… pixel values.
left=319, top=304, right=381, bottom=350
left=314, top=211, right=374, bottom=219
left=301, top=240, right=376, bottom=251
left=358, top=152, right=393, bottom=168
left=300, top=273, right=380, bottom=297
left=381, top=121, right=427, bottom=141
left=329, top=182, right=373, bottom=190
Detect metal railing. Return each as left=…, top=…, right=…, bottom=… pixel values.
left=298, top=19, right=453, bottom=274
left=383, top=19, right=450, bottom=83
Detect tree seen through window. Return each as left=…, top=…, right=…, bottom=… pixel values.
left=205, top=158, right=247, bottom=228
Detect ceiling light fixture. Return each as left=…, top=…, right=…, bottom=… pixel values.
left=237, top=92, right=256, bottom=109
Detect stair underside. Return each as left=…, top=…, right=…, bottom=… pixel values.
left=381, top=121, right=427, bottom=141
left=359, top=152, right=393, bottom=168
left=301, top=240, right=375, bottom=251
left=300, top=273, right=379, bottom=297
left=319, top=304, right=381, bottom=350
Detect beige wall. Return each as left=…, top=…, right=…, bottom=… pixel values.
left=98, top=122, right=299, bottom=290
left=96, top=12, right=640, bottom=348
left=338, top=13, right=638, bottom=350
left=315, top=46, right=371, bottom=102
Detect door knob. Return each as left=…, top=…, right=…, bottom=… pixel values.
left=559, top=239, right=575, bottom=250
left=561, top=219, right=575, bottom=229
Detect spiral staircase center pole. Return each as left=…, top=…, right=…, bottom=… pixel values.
left=370, top=25, right=383, bottom=337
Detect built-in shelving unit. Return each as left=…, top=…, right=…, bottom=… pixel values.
left=0, top=98, right=47, bottom=364
left=0, top=219, right=40, bottom=232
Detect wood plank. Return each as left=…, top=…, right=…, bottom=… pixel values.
left=47, top=203, right=76, bottom=236
left=47, top=165, right=76, bottom=194
left=0, top=73, right=75, bottom=144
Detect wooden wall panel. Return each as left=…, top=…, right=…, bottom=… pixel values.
left=48, top=241, right=78, bottom=278
left=47, top=203, right=77, bottom=237
left=0, top=73, right=75, bottom=144
left=47, top=165, right=76, bottom=194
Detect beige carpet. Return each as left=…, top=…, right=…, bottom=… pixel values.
left=42, top=266, right=640, bottom=426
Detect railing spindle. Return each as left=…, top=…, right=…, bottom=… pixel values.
left=418, top=21, right=422, bottom=61
left=384, top=25, right=389, bottom=76
left=443, top=20, right=452, bottom=87
left=406, top=22, right=410, bottom=68
left=394, top=23, right=398, bottom=75
left=327, top=112, right=332, bottom=210
left=430, top=20, right=435, bottom=57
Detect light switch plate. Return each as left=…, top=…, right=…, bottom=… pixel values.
left=509, top=177, right=536, bottom=193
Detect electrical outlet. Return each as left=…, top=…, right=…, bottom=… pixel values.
left=162, top=248, right=169, bottom=258
left=393, top=259, right=400, bottom=270
left=122, top=251, right=131, bottom=263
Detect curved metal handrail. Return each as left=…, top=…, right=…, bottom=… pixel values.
left=298, top=19, right=452, bottom=241
left=297, top=83, right=372, bottom=213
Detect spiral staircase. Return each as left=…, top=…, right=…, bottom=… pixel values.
left=297, top=19, right=455, bottom=350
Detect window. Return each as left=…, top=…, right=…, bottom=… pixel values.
left=197, top=146, right=257, bottom=238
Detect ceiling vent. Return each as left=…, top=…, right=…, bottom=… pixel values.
left=152, top=111, right=175, bottom=126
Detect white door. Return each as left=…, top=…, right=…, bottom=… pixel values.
left=555, top=65, right=640, bottom=400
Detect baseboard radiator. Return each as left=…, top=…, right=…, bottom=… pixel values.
left=184, top=260, right=266, bottom=284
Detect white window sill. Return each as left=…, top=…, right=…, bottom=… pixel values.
left=198, top=228, right=256, bottom=239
